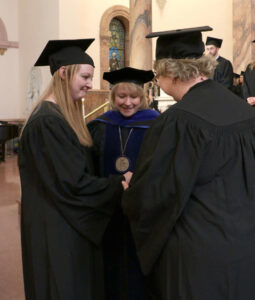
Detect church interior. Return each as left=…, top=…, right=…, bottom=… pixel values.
left=1, top=0, right=254, bottom=299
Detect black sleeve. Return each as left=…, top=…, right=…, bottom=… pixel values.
left=87, top=120, right=106, bottom=177
left=122, top=112, right=209, bottom=274
left=20, top=115, right=124, bottom=245
left=222, top=60, right=234, bottom=89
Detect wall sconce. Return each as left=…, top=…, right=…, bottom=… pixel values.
left=0, top=18, right=19, bottom=56
left=0, top=48, right=7, bottom=55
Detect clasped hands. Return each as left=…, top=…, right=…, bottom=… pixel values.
left=247, top=97, right=255, bottom=106
left=122, top=171, right=133, bottom=190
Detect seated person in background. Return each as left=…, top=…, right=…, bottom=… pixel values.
left=88, top=67, right=159, bottom=300
left=205, top=36, right=233, bottom=89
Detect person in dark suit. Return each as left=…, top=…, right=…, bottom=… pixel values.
left=205, top=36, right=233, bottom=89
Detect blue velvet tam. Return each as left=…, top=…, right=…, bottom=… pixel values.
left=103, top=67, right=154, bottom=86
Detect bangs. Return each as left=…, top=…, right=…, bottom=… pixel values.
left=116, top=82, right=144, bottom=97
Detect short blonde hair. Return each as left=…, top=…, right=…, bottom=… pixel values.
left=154, top=55, right=217, bottom=82
left=110, top=82, right=149, bottom=110
left=249, top=61, right=255, bottom=70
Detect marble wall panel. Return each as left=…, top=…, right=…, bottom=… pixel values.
left=233, top=0, right=255, bottom=72
left=129, top=0, right=152, bottom=69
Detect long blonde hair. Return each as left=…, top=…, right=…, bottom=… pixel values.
left=21, top=64, right=93, bottom=147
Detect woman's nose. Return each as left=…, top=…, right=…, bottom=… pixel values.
left=124, top=97, right=132, bottom=105
left=86, top=79, right=93, bottom=89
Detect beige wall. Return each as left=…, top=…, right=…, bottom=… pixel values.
left=59, top=0, right=129, bottom=89
left=19, top=0, right=59, bottom=119
left=19, top=0, right=129, bottom=118
left=0, top=0, right=19, bottom=119
left=1, top=0, right=233, bottom=119
left=153, top=0, right=233, bottom=61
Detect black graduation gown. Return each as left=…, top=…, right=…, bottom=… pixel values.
left=243, top=64, right=255, bottom=101
left=231, top=83, right=244, bottom=98
left=18, top=101, right=124, bottom=300
left=213, top=56, right=233, bottom=89
left=88, top=110, right=159, bottom=300
left=122, top=80, right=255, bottom=300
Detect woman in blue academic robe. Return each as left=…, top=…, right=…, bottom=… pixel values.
left=88, top=67, right=160, bottom=300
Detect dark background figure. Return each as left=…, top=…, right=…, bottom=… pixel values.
left=123, top=26, right=255, bottom=300
left=243, top=42, right=255, bottom=106
left=18, top=39, right=131, bottom=300
left=206, top=36, right=233, bottom=89
left=231, top=72, right=244, bottom=98
left=88, top=67, right=159, bottom=300
left=147, top=82, right=161, bottom=113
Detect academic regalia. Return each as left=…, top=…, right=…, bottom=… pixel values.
left=231, top=83, right=243, bottom=98
left=213, top=56, right=233, bottom=89
left=231, top=73, right=244, bottom=98
left=205, top=36, right=233, bottom=89
left=19, top=101, right=124, bottom=300
left=88, top=109, right=159, bottom=300
left=122, top=79, right=255, bottom=300
left=242, top=64, right=255, bottom=101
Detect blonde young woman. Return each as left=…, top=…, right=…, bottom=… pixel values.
left=123, top=27, right=255, bottom=300
left=18, top=39, right=131, bottom=300
left=88, top=67, right=159, bottom=300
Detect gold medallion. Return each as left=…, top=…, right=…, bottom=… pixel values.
left=115, top=156, right=130, bottom=172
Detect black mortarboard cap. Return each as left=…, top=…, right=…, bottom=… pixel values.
left=34, top=39, right=95, bottom=75
left=206, top=36, right=223, bottom=48
left=103, top=67, right=154, bottom=86
left=146, top=26, right=212, bottom=60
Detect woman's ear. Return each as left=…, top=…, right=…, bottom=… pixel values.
left=58, top=66, right=66, bottom=80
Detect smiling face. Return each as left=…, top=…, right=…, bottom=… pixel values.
left=69, top=64, right=94, bottom=101
left=113, top=83, right=142, bottom=117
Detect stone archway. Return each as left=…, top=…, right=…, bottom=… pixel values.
left=100, top=5, right=130, bottom=89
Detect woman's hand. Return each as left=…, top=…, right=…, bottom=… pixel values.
left=247, top=97, right=255, bottom=105
left=122, top=171, right=133, bottom=190
left=123, top=171, right=133, bottom=184
left=122, top=181, right=129, bottom=190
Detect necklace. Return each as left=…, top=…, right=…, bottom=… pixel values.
left=115, top=126, right=134, bottom=172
